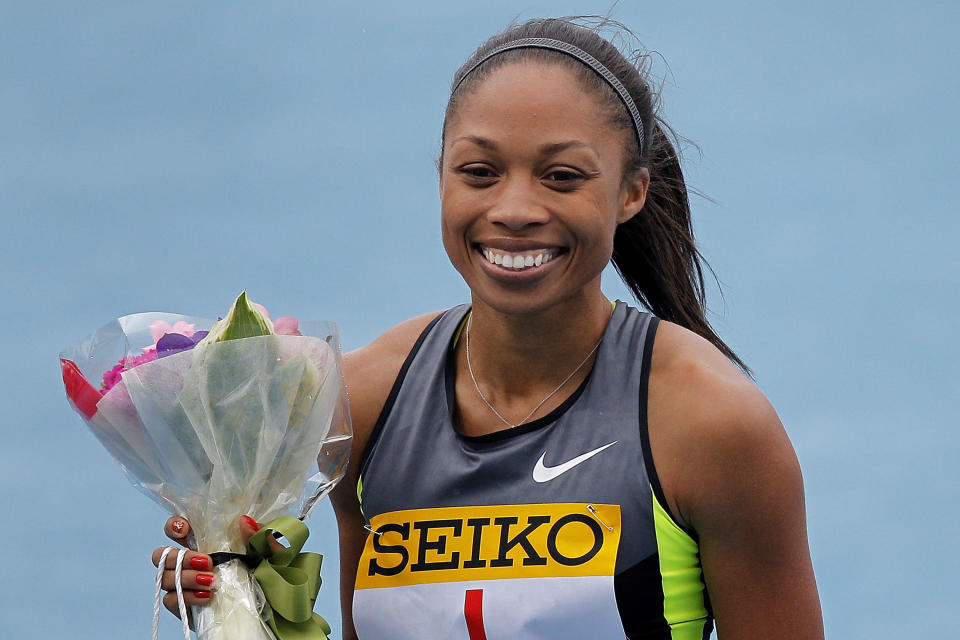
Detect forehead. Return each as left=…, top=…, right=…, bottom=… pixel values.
left=445, top=61, right=623, bottom=155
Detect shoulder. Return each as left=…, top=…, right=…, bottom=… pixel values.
left=330, top=311, right=443, bottom=507
left=342, top=311, right=445, bottom=451
left=647, top=320, right=800, bottom=531
left=647, top=322, right=823, bottom=636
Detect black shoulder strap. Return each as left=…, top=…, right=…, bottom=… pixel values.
left=357, top=312, right=446, bottom=477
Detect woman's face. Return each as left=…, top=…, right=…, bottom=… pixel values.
left=440, top=61, right=648, bottom=316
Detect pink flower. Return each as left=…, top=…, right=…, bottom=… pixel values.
left=244, top=300, right=300, bottom=335
left=149, top=320, right=196, bottom=343
left=273, top=316, right=301, bottom=336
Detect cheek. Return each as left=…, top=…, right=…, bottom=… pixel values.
left=581, top=231, right=616, bottom=271
left=439, top=199, right=470, bottom=268
left=577, top=192, right=621, bottom=250
left=439, top=178, right=479, bottom=241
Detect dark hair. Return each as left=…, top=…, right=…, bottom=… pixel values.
left=443, top=17, right=748, bottom=372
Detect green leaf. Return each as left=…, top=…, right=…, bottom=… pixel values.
left=206, top=291, right=274, bottom=344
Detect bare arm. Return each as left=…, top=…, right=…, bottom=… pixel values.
left=329, top=481, right=368, bottom=640
left=650, top=323, right=824, bottom=639
left=330, top=312, right=442, bottom=640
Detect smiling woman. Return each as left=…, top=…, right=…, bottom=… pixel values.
left=155, top=16, right=824, bottom=640
left=440, top=60, right=644, bottom=319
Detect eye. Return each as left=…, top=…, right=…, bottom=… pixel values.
left=456, top=164, right=499, bottom=185
left=545, top=170, right=581, bottom=181
left=543, top=168, right=587, bottom=190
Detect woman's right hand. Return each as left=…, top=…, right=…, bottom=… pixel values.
left=152, top=515, right=268, bottom=620
left=152, top=516, right=219, bottom=619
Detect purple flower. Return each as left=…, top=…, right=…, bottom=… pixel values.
left=156, top=331, right=209, bottom=358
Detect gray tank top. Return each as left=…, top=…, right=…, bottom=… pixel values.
left=352, top=303, right=712, bottom=640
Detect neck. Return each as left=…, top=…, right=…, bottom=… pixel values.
left=462, top=289, right=613, bottom=403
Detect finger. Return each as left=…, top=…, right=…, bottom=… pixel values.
left=165, top=516, right=191, bottom=542
left=237, top=514, right=262, bottom=545
left=267, top=533, right=285, bottom=552
left=152, top=547, right=212, bottom=571
left=164, top=590, right=208, bottom=617
left=237, top=514, right=286, bottom=552
left=161, top=569, right=217, bottom=592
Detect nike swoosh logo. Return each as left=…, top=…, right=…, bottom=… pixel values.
left=532, top=441, right=618, bottom=483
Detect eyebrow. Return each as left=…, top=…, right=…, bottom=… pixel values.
left=451, top=136, right=596, bottom=156
left=538, top=140, right=595, bottom=155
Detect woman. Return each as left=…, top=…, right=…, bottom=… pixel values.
left=155, top=17, right=823, bottom=639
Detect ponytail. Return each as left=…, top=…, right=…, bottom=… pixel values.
left=613, top=122, right=750, bottom=373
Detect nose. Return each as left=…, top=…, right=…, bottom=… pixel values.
left=486, top=176, right=550, bottom=231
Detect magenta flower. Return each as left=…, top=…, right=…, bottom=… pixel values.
left=101, top=349, right=158, bottom=393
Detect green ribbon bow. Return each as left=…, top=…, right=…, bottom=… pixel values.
left=246, top=516, right=331, bottom=640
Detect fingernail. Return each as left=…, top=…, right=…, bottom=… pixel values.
left=194, top=590, right=212, bottom=599
left=196, top=573, right=215, bottom=587
left=241, top=515, right=261, bottom=532
left=190, top=556, right=211, bottom=571
left=171, top=519, right=185, bottom=535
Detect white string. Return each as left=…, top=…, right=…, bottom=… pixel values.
left=174, top=548, right=192, bottom=639
left=153, top=547, right=173, bottom=640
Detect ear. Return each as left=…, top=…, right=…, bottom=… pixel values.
left=437, top=156, right=447, bottom=197
left=617, top=167, right=650, bottom=225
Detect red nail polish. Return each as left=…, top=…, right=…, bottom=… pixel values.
left=196, top=573, right=215, bottom=587
left=194, top=590, right=212, bottom=599
left=172, top=520, right=185, bottom=535
left=241, top=515, right=261, bottom=532
left=190, top=556, right=211, bottom=571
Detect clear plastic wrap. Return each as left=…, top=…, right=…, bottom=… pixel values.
left=60, top=306, right=351, bottom=639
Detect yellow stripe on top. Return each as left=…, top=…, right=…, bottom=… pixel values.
left=355, top=503, right=622, bottom=589
left=652, top=490, right=710, bottom=639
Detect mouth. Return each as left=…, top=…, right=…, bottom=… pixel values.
left=475, top=244, right=567, bottom=273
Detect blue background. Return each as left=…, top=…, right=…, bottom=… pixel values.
left=2, top=2, right=957, bottom=637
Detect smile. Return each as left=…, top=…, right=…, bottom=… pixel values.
left=480, top=247, right=557, bottom=270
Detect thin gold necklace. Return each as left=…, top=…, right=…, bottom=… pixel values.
left=464, top=313, right=605, bottom=428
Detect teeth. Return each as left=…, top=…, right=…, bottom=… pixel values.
left=482, top=248, right=556, bottom=270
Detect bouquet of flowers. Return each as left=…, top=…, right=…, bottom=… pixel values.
left=60, top=293, right=351, bottom=640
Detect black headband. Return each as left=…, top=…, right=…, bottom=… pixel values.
left=453, top=37, right=645, bottom=155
